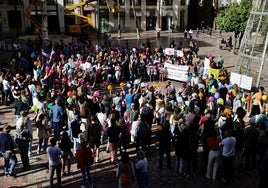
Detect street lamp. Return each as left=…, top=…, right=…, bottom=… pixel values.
left=117, top=0, right=121, bottom=38
left=40, top=0, right=48, bottom=40
left=131, top=0, right=140, bottom=38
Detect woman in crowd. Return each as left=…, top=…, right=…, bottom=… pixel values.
left=59, top=131, right=73, bottom=176
left=36, top=112, right=50, bottom=154
left=75, top=140, right=94, bottom=188
left=135, top=150, right=148, bottom=188
left=107, top=117, right=121, bottom=164
left=116, top=152, right=135, bottom=188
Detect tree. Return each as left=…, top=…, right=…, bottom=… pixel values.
left=215, top=0, right=252, bottom=49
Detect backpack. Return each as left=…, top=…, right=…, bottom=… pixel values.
left=137, top=121, right=150, bottom=137
left=71, top=120, right=81, bottom=138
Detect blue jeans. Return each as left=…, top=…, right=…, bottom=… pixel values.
left=52, top=121, right=61, bottom=140
left=137, top=171, right=148, bottom=188
left=81, top=166, right=92, bottom=186
left=67, top=122, right=73, bottom=140
left=37, top=138, right=48, bottom=153
left=3, top=89, right=10, bottom=105
left=73, top=137, right=80, bottom=153
left=49, top=163, right=62, bottom=187
left=2, top=152, right=17, bottom=174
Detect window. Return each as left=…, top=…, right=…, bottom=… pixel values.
left=181, top=0, right=186, bottom=6
left=8, top=10, right=22, bottom=28
left=64, top=0, right=74, bottom=5
left=47, top=0, right=56, bottom=5
left=130, top=0, right=141, bottom=6
left=164, top=0, right=173, bottom=6
left=146, top=0, right=157, bottom=6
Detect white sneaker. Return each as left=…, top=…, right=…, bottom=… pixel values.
left=95, top=157, right=99, bottom=163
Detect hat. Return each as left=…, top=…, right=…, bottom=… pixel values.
left=3, top=125, right=12, bottom=132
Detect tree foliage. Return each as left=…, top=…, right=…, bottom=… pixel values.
left=216, top=0, right=252, bottom=35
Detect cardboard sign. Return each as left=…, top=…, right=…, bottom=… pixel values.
left=164, top=48, right=175, bottom=56
left=164, top=63, right=188, bottom=82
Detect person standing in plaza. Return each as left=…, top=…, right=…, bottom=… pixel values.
left=75, top=140, right=94, bottom=188
left=206, top=130, right=221, bottom=180
left=107, top=117, right=121, bottom=164
left=14, top=119, right=32, bottom=171
left=116, top=152, right=135, bottom=188
left=47, top=137, right=62, bottom=188
left=244, top=117, right=259, bottom=170
left=2, top=75, right=11, bottom=106
left=88, top=115, right=102, bottom=163
left=0, top=125, right=17, bottom=177
left=250, top=86, right=265, bottom=117
left=59, top=131, right=73, bottom=176
left=157, top=122, right=172, bottom=170
left=52, top=99, right=64, bottom=140
left=135, top=150, right=148, bottom=188
left=14, top=96, right=27, bottom=120
left=220, top=129, right=236, bottom=185
left=35, top=112, right=50, bottom=154
left=16, top=111, right=34, bottom=157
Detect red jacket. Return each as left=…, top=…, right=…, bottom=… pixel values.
left=75, top=146, right=93, bottom=169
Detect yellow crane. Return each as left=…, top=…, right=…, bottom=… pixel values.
left=25, top=0, right=42, bottom=34
left=64, top=0, right=94, bottom=34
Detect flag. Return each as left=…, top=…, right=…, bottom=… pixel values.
left=49, top=49, right=56, bottom=60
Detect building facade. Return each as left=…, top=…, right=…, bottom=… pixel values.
left=0, top=0, right=190, bottom=36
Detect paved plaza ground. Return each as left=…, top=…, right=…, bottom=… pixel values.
left=0, top=30, right=261, bottom=187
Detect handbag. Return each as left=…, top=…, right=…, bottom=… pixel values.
left=46, top=128, right=52, bottom=137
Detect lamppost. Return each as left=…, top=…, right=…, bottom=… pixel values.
left=97, top=0, right=100, bottom=37
left=40, top=0, right=48, bottom=40
left=117, top=0, right=121, bottom=38
left=131, top=0, right=140, bottom=39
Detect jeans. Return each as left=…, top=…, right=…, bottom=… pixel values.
left=53, top=121, right=61, bottom=140
left=137, top=171, right=148, bottom=188
left=49, top=163, right=62, bottom=187
left=81, top=166, right=92, bottom=186
left=175, top=156, right=188, bottom=175
left=73, top=137, right=80, bottom=153
left=28, top=141, right=32, bottom=156
left=3, top=89, right=10, bottom=105
left=2, top=152, right=17, bottom=174
left=37, top=138, right=48, bottom=153
left=67, top=122, right=73, bottom=140
left=206, top=150, right=220, bottom=179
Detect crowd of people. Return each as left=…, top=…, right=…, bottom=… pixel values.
left=0, top=32, right=268, bottom=188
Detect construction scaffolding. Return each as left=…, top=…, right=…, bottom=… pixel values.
left=235, top=0, right=268, bottom=88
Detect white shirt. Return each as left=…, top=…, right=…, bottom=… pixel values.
left=2, top=79, right=10, bottom=90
